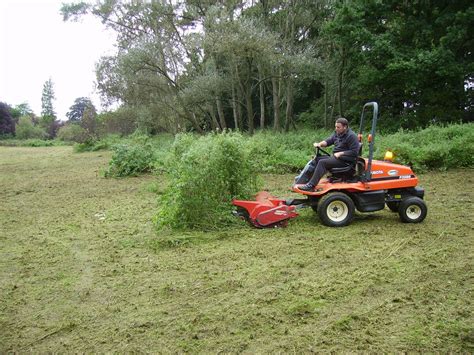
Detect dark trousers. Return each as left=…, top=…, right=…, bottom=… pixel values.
left=295, top=156, right=348, bottom=186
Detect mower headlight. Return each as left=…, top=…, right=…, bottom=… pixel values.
left=384, top=150, right=394, bottom=162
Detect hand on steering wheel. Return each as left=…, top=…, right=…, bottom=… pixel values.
left=315, top=145, right=330, bottom=157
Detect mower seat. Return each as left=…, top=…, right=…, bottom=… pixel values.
left=328, top=157, right=365, bottom=183
left=328, top=162, right=356, bottom=182
left=328, top=143, right=364, bottom=182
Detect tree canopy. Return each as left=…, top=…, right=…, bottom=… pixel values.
left=61, top=0, right=473, bottom=134
left=66, top=97, right=96, bottom=122
left=0, top=102, right=15, bottom=136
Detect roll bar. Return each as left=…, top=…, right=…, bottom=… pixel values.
left=358, top=102, right=379, bottom=182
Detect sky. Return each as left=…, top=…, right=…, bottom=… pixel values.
left=0, top=0, right=116, bottom=120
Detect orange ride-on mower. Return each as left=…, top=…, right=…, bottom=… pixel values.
left=232, top=102, right=427, bottom=228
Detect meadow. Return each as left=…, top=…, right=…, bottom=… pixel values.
left=0, top=146, right=472, bottom=352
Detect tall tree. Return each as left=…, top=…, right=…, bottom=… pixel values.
left=319, top=0, right=474, bottom=129
left=40, top=78, right=61, bottom=138
left=66, top=97, right=96, bottom=122
left=41, top=78, right=56, bottom=119
left=62, top=1, right=205, bottom=133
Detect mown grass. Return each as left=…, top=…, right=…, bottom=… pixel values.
left=0, top=146, right=472, bottom=352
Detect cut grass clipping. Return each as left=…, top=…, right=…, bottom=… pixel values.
left=155, top=132, right=261, bottom=230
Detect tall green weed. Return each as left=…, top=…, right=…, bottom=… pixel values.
left=375, top=123, right=474, bottom=171
left=246, top=129, right=328, bottom=173
left=155, top=132, right=261, bottom=230
left=105, top=135, right=156, bottom=177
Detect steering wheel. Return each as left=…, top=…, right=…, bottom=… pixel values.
left=315, top=146, right=331, bottom=158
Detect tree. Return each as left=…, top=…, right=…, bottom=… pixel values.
left=41, top=78, right=56, bottom=119
left=318, top=0, right=474, bottom=129
left=39, top=78, right=61, bottom=138
left=10, top=103, right=34, bottom=121
left=62, top=1, right=205, bottom=133
left=0, top=102, right=15, bottom=136
left=80, top=105, right=99, bottom=139
left=66, top=97, right=96, bottom=122
left=203, top=10, right=283, bottom=134
left=61, top=0, right=473, bottom=133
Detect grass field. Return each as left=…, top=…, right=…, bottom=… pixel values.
left=0, top=146, right=472, bottom=352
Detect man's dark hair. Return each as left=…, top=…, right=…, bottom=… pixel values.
left=335, top=117, right=349, bottom=127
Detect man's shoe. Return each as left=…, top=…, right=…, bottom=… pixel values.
left=299, top=183, right=315, bottom=191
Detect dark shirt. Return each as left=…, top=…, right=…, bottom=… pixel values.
left=325, top=128, right=359, bottom=161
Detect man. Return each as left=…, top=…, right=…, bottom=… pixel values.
left=296, top=117, right=359, bottom=191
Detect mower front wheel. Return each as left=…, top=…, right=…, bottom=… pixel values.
left=317, top=192, right=355, bottom=227
left=398, top=196, right=427, bottom=223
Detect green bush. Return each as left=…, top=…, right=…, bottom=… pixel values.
left=375, top=123, right=474, bottom=171
left=105, top=139, right=155, bottom=178
left=57, top=124, right=87, bottom=143
left=246, top=129, right=327, bottom=173
left=74, top=140, right=100, bottom=152
left=15, top=116, right=47, bottom=140
left=155, top=132, right=261, bottom=230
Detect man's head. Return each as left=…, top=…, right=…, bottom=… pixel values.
left=335, top=117, right=349, bottom=135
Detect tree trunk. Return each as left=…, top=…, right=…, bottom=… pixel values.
left=324, top=78, right=328, bottom=129
left=329, top=87, right=337, bottom=126
left=209, top=105, right=219, bottom=131
left=181, top=110, right=203, bottom=134
left=284, top=78, right=294, bottom=132
left=338, top=66, right=343, bottom=117
left=236, top=95, right=243, bottom=130
left=337, top=48, right=346, bottom=117
left=272, top=73, right=280, bottom=131
left=230, top=81, right=239, bottom=130
left=245, top=89, right=254, bottom=135
left=236, top=63, right=254, bottom=134
left=175, top=90, right=203, bottom=133
left=216, top=96, right=226, bottom=130
left=258, top=65, right=265, bottom=129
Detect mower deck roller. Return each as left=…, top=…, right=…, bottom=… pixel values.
left=232, top=191, right=299, bottom=228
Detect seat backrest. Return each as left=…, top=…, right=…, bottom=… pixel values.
left=355, top=157, right=366, bottom=176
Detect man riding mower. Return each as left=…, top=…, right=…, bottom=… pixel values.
left=233, top=102, right=428, bottom=228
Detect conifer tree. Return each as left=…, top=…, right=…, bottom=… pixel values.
left=41, top=78, right=56, bottom=119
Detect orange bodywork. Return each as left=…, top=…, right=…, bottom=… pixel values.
left=292, top=159, right=418, bottom=196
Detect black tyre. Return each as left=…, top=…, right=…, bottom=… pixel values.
left=317, top=192, right=355, bottom=227
left=398, top=196, right=427, bottom=223
left=386, top=201, right=399, bottom=212
left=310, top=197, right=319, bottom=212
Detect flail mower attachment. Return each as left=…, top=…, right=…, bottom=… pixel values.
left=232, top=191, right=299, bottom=228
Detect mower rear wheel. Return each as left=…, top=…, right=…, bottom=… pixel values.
left=317, top=192, right=355, bottom=227
left=386, top=201, right=400, bottom=212
left=398, top=196, right=427, bottom=223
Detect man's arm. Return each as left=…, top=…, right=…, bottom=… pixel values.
left=313, top=134, right=335, bottom=148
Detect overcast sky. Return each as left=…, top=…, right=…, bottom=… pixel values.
left=0, top=0, right=116, bottom=120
